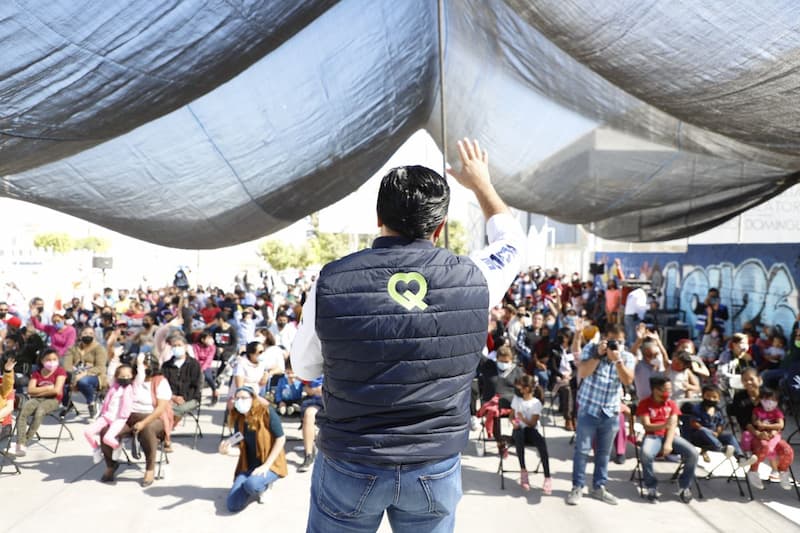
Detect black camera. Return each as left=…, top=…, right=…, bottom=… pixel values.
left=607, top=340, right=619, bottom=351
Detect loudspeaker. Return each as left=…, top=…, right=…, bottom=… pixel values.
left=92, top=257, right=113, bottom=269
left=662, top=325, right=691, bottom=350
left=589, top=262, right=605, bottom=275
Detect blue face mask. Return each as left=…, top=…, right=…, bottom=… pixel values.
left=55, top=322, right=64, bottom=331
left=496, top=361, right=511, bottom=371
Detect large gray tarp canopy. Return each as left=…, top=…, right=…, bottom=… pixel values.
left=2, top=0, right=798, bottom=248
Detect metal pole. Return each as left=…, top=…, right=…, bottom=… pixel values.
left=437, top=0, right=449, bottom=249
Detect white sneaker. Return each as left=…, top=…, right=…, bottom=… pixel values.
left=470, top=416, right=481, bottom=432
left=92, top=447, right=104, bottom=464
left=14, top=443, right=26, bottom=457
left=780, top=470, right=792, bottom=490
left=747, top=470, right=764, bottom=490
left=112, top=446, right=123, bottom=462
left=724, top=445, right=735, bottom=459
left=737, top=455, right=757, bottom=469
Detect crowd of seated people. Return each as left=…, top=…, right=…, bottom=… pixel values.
left=0, top=272, right=324, bottom=498
left=473, top=262, right=799, bottom=498
left=1, top=261, right=798, bottom=506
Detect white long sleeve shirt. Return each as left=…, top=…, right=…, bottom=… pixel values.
left=291, top=213, right=525, bottom=380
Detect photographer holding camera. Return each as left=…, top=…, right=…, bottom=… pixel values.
left=566, top=324, right=635, bottom=506
left=694, top=287, right=728, bottom=338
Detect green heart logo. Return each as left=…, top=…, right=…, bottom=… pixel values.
left=387, top=272, right=429, bottom=311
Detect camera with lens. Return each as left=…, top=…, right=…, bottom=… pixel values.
left=709, top=296, right=719, bottom=306
left=607, top=340, right=619, bottom=351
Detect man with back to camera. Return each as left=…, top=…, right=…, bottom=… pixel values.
left=291, top=138, right=523, bottom=532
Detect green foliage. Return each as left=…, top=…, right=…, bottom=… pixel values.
left=33, top=233, right=111, bottom=254
left=259, top=239, right=304, bottom=271
left=33, top=233, right=74, bottom=253
left=74, top=236, right=110, bottom=253
left=437, top=219, right=470, bottom=255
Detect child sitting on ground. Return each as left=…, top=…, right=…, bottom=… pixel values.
left=682, top=384, right=756, bottom=468
left=743, top=387, right=794, bottom=490
left=510, top=374, right=552, bottom=494
left=274, top=362, right=303, bottom=416
left=83, top=355, right=143, bottom=463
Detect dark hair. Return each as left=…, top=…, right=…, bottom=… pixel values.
left=245, top=341, right=262, bottom=356
left=605, top=324, right=625, bottom=337
left=262, top=330, right=276, bottom=346
left=701, top=383, right=720, bottom=395
left=515, top=374, right=536, bottom=390
left=759, top=387, right=778, bottom=400
left=39, top=347, right=59, bottom=364
left=376, top=165, right=450, bottom=240
left=649, top=375, right=669, bottom=391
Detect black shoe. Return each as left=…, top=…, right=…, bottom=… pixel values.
left=210, top=395, right=219, bottom=407
left=88, top=404, right=97, bottom=419
left=297, top=453, right=315, bottom=473
left=100, top=462, right=120, bottom=483
left=614, top=453, right=626, bottom=465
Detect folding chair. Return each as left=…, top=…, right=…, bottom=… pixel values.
left=19, top=388, right=75, bottom=454
left=629, top=415, right=704, bottom=499
left=679, top=400, right=752, bottom=500
left=498, top=418, right=544, bottom=490
left=0, top=419, right=20, bottom=476
left=172, top=398, right=203, bottom=449
left=119, top=433, right=170, bottom=480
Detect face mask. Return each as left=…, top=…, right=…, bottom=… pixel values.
left=81, top=335, right=93, bottom=344
left=172, top=346, right=186, bottom=358
left=116, top=378, right=132, bottom=387
left=496, top=361, right=511, bottom=371
left=55, top=322, right=64, bottom=331
left=37, top=306, right=44, bottom=314
left=43, top=360, right=59, bottom=372
left=765, top=346, right=785, bottom=357
left=545, top=320, right=556, bottom=328
left=582, top=291, right=591, bottom=300
left=759, top=332, right=768, bottom=340
left=234, top=398, right=253, bottom=414
left=0, top=312, right=6, bottom=319
left=702, top=399, right=718, bottom=409
left=794, top=340, right=800, bottom=349
left=761, top=399, right=777, bottom=411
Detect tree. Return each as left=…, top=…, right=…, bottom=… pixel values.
left=74, top=236, right=110, bottom=253
left=259, top=239, right=303, bottom=271
left=437, top=219, right=469, bottom=255
left=33, top=233, right=74, bottom=253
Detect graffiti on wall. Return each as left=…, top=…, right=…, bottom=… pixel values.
left=598, top=245, right=800, bottom=338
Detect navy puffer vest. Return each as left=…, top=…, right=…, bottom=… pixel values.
left=315, top=236, right=489, bottom=464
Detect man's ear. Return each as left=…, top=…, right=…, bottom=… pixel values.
left=432, top=217, right=448, bottom=243
left=377, top=215, right=383, bottom=228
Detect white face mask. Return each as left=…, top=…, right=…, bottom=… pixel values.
left=172, top=346, right=186, bottom=358
left=234, top=398, right=253, bottom=414
left=496, top=361, right=511, bottom=372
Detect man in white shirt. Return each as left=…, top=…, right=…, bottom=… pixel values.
left=623, top=285, right=648, bottom=349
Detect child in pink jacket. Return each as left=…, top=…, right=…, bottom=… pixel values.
left=84, top=356, right=144, bottom=462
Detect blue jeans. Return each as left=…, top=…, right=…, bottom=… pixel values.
left=76, top=375, right=100, bottom=404
left=533, top=368, right=550, bottom=391
left=623, top=315, right=638, bottom=349
left=572, top=411, right=618, bottom=489
left=307, top=453, right=462, bottom=533
left=203, top=368, right=217, bottom=391
left=683, top=427, right=743, bottom=457
left=640, top=434, right=698, bottom=490
left=227, top=469, right=280, bottom=512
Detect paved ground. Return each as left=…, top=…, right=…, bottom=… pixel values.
left=2, top=399, right=799, bottom=533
